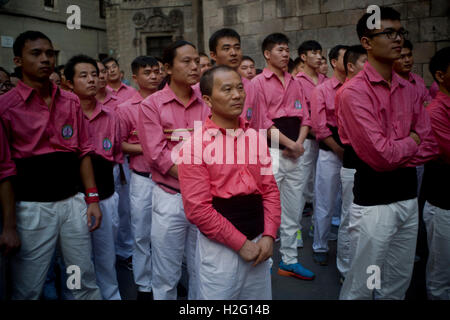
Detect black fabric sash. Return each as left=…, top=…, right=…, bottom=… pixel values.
left=318, top=126, right=343, bottom=151
left=270, top=117, right=301, bottom=150
left=13, top=152, right=81, bottom=202
left=342, top=145, right=358, bottom=169
left=90, top=154, right=115, bottom=200
left=212, top=194, right=264, bottom=241
left=423, top=160, right=450, bottom=210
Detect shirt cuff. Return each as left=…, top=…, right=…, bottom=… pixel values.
left=227, top=232, right=248, bottom=252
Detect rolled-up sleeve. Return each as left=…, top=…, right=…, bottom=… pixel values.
left=310, top=86, right=331, bottom=140
left=0, top=120, right=16, bottom=181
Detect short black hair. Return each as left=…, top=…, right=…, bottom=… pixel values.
left=402, top=39, right=413, bottom=51
left=131, top=56, right=159, bottom=75
left=13, top=31, right=52, bottom=57
left=297, top=40, right=322, bottom=62
left=64, top=54, right=99, bottom=82
left=241, top=56, right=255, bottom=64
left=343, top=45, right=367, bottom=75
left=102, top=56, right=119, bottom=67
left=209, top=28, right=241, bottom=53
left=55, top=65, right=65, bottom=77
left=262, top=33, right=289, bottom=55
left=0, top=67, right=10, bottom=77
left=200, top=65, right=239, bottom=97
left=162, top=40, right=196, bottom=67
left=356, top=6, right=401, bottom=40
left=328, top=45, right=349, bottom=69
left=429, top=47, right=450, bottom=82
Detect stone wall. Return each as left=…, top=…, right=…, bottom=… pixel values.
left=0, top=0, right=107, bottom=73
left=203, top=0, right=449, bottom=85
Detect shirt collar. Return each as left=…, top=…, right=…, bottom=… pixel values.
left=364, top=61, right=406, bottom=90
left=16, top=80, right=60, bottom=102
left=295, top=71, right=325, bottom=85
left=263, top=68, right=293, bottom=84
left=204, top=115, right=249, bottom=136
left=103, top=89, right=118, bottom=104
left=160, top=83, right=200, bottom=108
left=85, top=100, right=105, bottom=121
left=330, top=75, right=343, bottom=89
left=129, top=91, right=144, bottom=104
left=436, top=91, right=450, bottom=109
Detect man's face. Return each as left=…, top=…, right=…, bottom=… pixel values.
left=318, top=58, right=328, bottom=75
left=199, top=56, right=212, bottom=76
left=238, top=59, right=256, bottom=80
left=265, top=43, right=290, bottom=71
left=302, top=49, right=322, bottom=69
left=96, top=62, right=107, bottom=90
left=158, top=61, right=166, bottom=84
left=363, top=20, right=404, bottom=62
left=69, top=63, right=98, bottom=98
left=14, top=38, right=55, bottom=81
left=0, top=71, right=13, bottom=95
left=49, top=72, right=61, bottom=86
left=105, top=60, right=120, bottom=82
left=205, top=70, right=246, bottom=120
left=134, top=64, right=161, bottom=91
left=435, top=65, right=450, bottom=93
left=393, top=47, right=413, bottom=75
left=167, top=45, right=200, bottom=86
left=210, top=37, right=242, bottom=69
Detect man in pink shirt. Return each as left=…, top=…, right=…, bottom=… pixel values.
left=0, top=31, right=102, bottom=300
left=65, top=54, right=123, bottom=300
left=335, top=45, right=367, bottom=282
left=393, top=40, right=432, bottom=107
left=310, top=45, right=348, bottom=266
left=178, top=65, right=281, bottom=299
left=252, top=33, right=314, bottom=281
left=295, top=40, right=327, bottom=223
left=422, top=46, right=450, bottom=300
left=116, top=56, right=160, bottom=300
left=138, top=40, right=210, bottom=300
left=96, top=60, right=119, bottom=110
left=103, top=57, right=137, bottom=104
left=336, top=8, right=439, bottom=300
left=238, top=56, right=257, bottom=80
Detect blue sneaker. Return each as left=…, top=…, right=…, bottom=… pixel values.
left=313, top=252, right=328, bottom=266
left=278, top=261, right=315, bottom=280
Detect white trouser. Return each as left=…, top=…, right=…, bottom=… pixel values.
left=91, top=192, right=121, bottom=300
left=423, top=201, right=450, bottom=300
left=196, top=232, right=271, bottom=300
left=337, top=167, right=356, bottom=277
left=11, top=193, right=101, bottom=300
left=339, top=198, right=418, bottom=300
left=270, top=147, right=307, bottom=265
left=129, top=172, right=155, bottom=293
left=313, top=149, right=342, bottom=253
left=151, top=185, right=197, bottom=300
left=302, top=139, right=319, bottom=203
left=113, top=161, right=134, bottom=259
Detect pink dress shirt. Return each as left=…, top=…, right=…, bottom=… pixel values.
left=429, top=81, right=439, bottom=99
left=0, top=81, right=92, bottom=159
left=117, top=91, right=151, bottom=173
left=178, top=117, right=281, bottom=251
left=310, top=76, right=343, bottom=141
left=100, top=89, right=120, bottom=111
left=0, top=121, right=16, bottom=181
left=107, top=82, right=138, bottom=104
left=295, top=71, right=327, bottom=111
left=138, top=84, right=210, bottom=194
left=427, top=92, right=450, bottom=163
left=408, top=72, right=432, bottom=106
left=336, top=62, right=439, bottom=172
left=252, top=68, right=310, bottom=127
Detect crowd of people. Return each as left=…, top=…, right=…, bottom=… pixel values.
left=0, top=6, right=448, bottom=300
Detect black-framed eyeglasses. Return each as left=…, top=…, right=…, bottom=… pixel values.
left=368, top=29, right=409, bottom=40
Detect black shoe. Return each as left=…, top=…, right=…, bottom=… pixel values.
left=137, top=291, right=153, bottom=301
left=118, top=255, right=133, bottom=271
left=303, top=202, right=313, bottom=216
left=312, top=252, right=328, bottom=266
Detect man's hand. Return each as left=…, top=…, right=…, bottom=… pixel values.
left=253, top=236, right=274, bottom=267
left=410, top=131, right=421, bottom=145
left=238, top=240, right=261, bottom=262
left=333, top=146, right=345, bottom=162
left=86, top=202, right=102, bottom=232
left=0, top=227, right=20, bottom=256
left=283, top=141, right=305, bottom=160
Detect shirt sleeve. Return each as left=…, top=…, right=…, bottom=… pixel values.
left=137, top=99, right=175, bottom=174
left=117, top=107, right=132, bottom=143
left=310, top=85, right=331, bottom=140
left=0, top=120, right=16, bottom=182
left=75, top=101, right=94, bottom=158
left=338, top=86, right=419, bottom=172
left=178, top=138, right=248, bottom=252
left=427, top=103, right=450, bottom=163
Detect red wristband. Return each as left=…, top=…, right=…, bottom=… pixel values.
left=85, top=187, right=99, bottom=204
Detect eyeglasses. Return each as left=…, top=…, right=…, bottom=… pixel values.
left=368, top=29, right=409, bottom=40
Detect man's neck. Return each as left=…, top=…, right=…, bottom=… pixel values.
left=169, top=80, right=191, bottom=106
left=96, top=87, right=107, bottom=102
left=397, top=71, right=410, bottom=81
left=334, top=70, right=346, bottom=83
left=80, top=96, right=97, bottom=118
left=368, top=55, right=393, bottom=84
left=108, top=80, right=122, bottom=91
left=440, top=85, right=450, bottom=97
left=267, top=64, right=285, bottom=83
left=303, top=64, right=318, bottom=80
left=139, top=88, right=156, bottom=99
left=211, top=114, right=240, bottom=130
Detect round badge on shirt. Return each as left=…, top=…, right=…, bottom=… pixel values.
left=103, top=138, right=112, bottom=151
left=61, top=124, right=74, bottom=139
left=246, top=107, right=253, bottom=120
left=294, top=100, right=302, bottom=110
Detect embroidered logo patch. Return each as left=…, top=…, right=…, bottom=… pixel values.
left=103, top=138, right=112, bottom=151
left=294, top=100, right=302, bottom=110
left=246, top=107, right=253, bottom=120
left=61, top=125, right=73, bottom=139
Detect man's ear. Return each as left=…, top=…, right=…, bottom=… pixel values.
left=202, top=94, right=213, bottom=109
left=13, top=56, right=22, bottom=68
left=132, top=74, right=138, bottom=85
left=361, top=37, right=372, bottom=51
left=210, top=51, right=217, bottom=63
left=67, top=80, right=74, bottom=91
left=331, top=58, right=338, bottom=69
left=434, top=70, right=445, bottom=85
left=263, top=50, right=271, bottom=61
left=164, top=63, right=171, bottom=76
left=347, top=62, right=355, bottom=75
